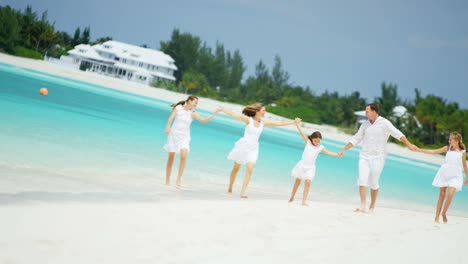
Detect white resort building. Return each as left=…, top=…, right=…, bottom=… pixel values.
left=51, top=40, right=177, bottom=85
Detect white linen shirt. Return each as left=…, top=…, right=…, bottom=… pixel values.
left=349, top=116, right=404, bottom=159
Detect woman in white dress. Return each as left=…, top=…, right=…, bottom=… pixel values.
left=289, top=122, right=341, bottom=206
left=164, top=95, right=220, bottom=187
left=220, top=103, right=301, bottom=198
left=416, top=132, right=468, bottom=223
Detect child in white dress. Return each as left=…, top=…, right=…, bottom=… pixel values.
left=289, top=122, right=341, bottom=206
left=164, top=95, right=220, bottom=187
left=220, top=103, right=301, bottom=198
left=416, top=132, right=468, bottom=223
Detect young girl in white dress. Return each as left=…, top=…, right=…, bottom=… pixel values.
left=289, top=122, right=341, bottom=206
left=416, top=132, right=468, bottom=223
left=220, top=103, right=301, bottom=198
left=164, top=95, right=220, bottom=187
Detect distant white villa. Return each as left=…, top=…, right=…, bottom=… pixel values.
left=50, top=40, right=177, bottom=85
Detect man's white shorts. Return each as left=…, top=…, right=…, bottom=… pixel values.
left=358, top=157, right=385, bottom=189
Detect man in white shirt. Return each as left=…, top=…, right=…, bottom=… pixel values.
left=338, top=103, right=417, bottom=213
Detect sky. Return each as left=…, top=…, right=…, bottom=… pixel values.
left=4, top=0, right=468, bottom=109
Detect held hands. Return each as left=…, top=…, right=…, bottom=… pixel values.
left=408, top=144, right=418, bottom=152
left=294, top=117, right=302, bottom=124
left=165, top=127, right=171, bottom=134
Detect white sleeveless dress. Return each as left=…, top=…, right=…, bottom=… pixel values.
left=164, top=105, right=193, bottom=153
left=432, top=149, right=466, bottom=191
left=291, top=140, right=324, bottom=180
left=227, top=117, right=263, bottom=164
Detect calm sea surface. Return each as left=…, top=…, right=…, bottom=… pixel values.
left=1, top=62, right=466, bottom=214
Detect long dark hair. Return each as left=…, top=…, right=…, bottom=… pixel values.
left=242, top=103, right=264, bottom=117
left=171, top=95, right=198, bottom=109
left=308, top=131, right=322, bottom=146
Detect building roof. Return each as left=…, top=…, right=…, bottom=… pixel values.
left=68, top=44, right=113, bottom=63
left=392, top=105, right=407, bottom=117
left=94, top=41, right=177, bottom=71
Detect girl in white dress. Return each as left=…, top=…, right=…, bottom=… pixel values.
left=220, top=103, right=301, bottom=198
left=289, top=122, right=341, bottom=206
left=164, top=95, right=220, bottom=187
left=416, top=132, right=468, bottom=223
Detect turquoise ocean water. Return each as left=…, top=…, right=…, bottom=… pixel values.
left=1, top=62, right=467, bottom=214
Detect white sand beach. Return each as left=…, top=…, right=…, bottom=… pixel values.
left=1, top=53, right=466, bottom=264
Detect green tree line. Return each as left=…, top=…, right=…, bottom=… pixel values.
left=1, top=5, right=466, bottom=149
left=159, top=29, right=467, bottom=149
left=0, top=5, right=110, bottom=59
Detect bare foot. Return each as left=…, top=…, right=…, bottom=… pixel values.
left=240, top=194, right=248, bottom=199
left=301, top=202, right=309, bottom=206
left=442, top=213, right=448, bottom=223
left=289, top=198, right=294, bottom=203
left=354, top=208, right=366, bottom=213
left=368, top=207, right=375, bottom=214
left=176, top=179, right=181, bottom=188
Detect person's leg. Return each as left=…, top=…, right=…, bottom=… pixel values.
left=289, top=179, right=302, bottom=202
left=165, top=152, right=176, bottom=185
left=354, top=186, right=367, bottom=212
left=228, top=163, right=241, bottom=193
left=434, top=187, right=447, bottom=223
left=176, top=149, right=188, bottom=187
left=368, top=158, right=384, bottom=213
left=302, top=179, right=311, bottom=206
left=240, top=162, right=255, bottom=198
left=356, top=159, right=370, bottom=212
left=369, top=189, right=379, bottom=214
left=441, top=187, right=456, bottom=223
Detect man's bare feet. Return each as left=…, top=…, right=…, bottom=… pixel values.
left=442, top=213, right=448, bottom=223
left=354, top=208, right=366, bottom=213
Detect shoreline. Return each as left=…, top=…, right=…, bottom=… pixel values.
left=0, top=53, right=444, bottom=165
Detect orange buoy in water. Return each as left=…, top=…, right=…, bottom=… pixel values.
left=39, top=87, right=48, bottom=96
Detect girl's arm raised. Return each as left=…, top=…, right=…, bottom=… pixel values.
left=165, top=108, right=177, bottom=134
left=193, top=108, right=221, bottom=123
left=219, top=108, right=250, bottom=124
left=264, top=117, right=301, bottom=127
left=295, top=122, right=308, bottom=143
left=417, top=146, right=448, bottom=155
